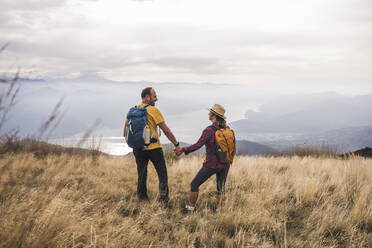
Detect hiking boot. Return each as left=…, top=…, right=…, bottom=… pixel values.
left=183, top=205, right=195, bottom=214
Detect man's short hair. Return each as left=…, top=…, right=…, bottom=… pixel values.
left=141, top=87, right=153, bottom=99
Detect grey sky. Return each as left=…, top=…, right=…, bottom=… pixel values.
left=1, top=0, right=372, bottom=94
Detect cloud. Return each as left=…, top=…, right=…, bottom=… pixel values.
left=0, top=0, right=371, bottom=94
left=142, top=56, right=223, bottom=74
left=1, top=0, right=67, bottom=11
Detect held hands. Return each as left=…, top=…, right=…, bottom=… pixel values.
left=174, top=145, right=183, bottom=156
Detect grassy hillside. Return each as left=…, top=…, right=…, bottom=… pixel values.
left=0, top=153, right=371, bottom=247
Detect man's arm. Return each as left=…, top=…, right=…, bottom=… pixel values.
left=123, top=119, right=128, bottom=137
left=158, top=121, right=179, bottom=146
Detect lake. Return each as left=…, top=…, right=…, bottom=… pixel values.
left=49, top=136, right=132, bottom=156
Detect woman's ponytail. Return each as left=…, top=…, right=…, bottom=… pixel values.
left=216, top=115, right=227, bottom=129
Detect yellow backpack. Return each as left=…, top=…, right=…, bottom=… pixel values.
left=211, top=126, right=236, bottom=164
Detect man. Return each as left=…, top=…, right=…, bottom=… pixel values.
left=123, top=87, right=180, bottom=204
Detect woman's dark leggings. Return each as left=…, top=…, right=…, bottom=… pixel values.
left=190, top=167, right=229, bottom=195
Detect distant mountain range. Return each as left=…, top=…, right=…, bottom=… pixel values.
left=260, top=125, right=372, bottom=153
left=236, top=140, right=273, bottom=156
left=341, top=147, right=372, bottom=158
left=230, top=93, right=372, bottom=153
left=231, top=93, right=372, bottom=134
left=228, top=125, right=372, bottom=154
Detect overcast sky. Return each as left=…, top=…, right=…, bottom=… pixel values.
left=1, top=0, right=372, bottom=95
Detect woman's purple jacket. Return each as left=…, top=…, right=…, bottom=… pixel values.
left=182, top=122, right=230, bottom=169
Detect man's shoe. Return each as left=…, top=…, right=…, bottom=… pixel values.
left=138, top=195, right=150, bottom=202
left=161, top=201, right=169, bottom=209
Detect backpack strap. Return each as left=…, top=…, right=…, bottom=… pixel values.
left=207, top=125, right=219, bottom=156
left=209, top=125, right=218, bottom=131
left=231, top=129, right=236, bottom=156
left=142, top=104, right=159, bottom=145
left=135, top=104, right=150, bottom=108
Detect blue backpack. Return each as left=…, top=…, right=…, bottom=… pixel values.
left=125, top=105, right=149, bottom=149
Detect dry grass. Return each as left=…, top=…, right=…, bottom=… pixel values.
left=0, top=153, right=371, bottom=248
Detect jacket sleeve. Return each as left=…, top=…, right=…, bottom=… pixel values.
left=183, top=127, right=212, bottom=155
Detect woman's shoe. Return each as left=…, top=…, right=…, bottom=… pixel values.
left=183, top=205, right=195, bottom=214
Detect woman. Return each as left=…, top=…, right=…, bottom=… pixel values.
left=175, top=104, right=231, bottom=212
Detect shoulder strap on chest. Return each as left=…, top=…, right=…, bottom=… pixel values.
left=209, top=125, right=218, bottom=132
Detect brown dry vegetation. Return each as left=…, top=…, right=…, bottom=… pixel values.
left=0, top=152, right=371, bottom=248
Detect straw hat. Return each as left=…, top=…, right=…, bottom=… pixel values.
left=208, top=104, right=226, bottom=119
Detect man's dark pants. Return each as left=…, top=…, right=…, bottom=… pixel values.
left=133, top=148, right=169, bottom=203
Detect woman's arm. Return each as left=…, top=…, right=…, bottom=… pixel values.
left=182, top=128, right=212, bottom=155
